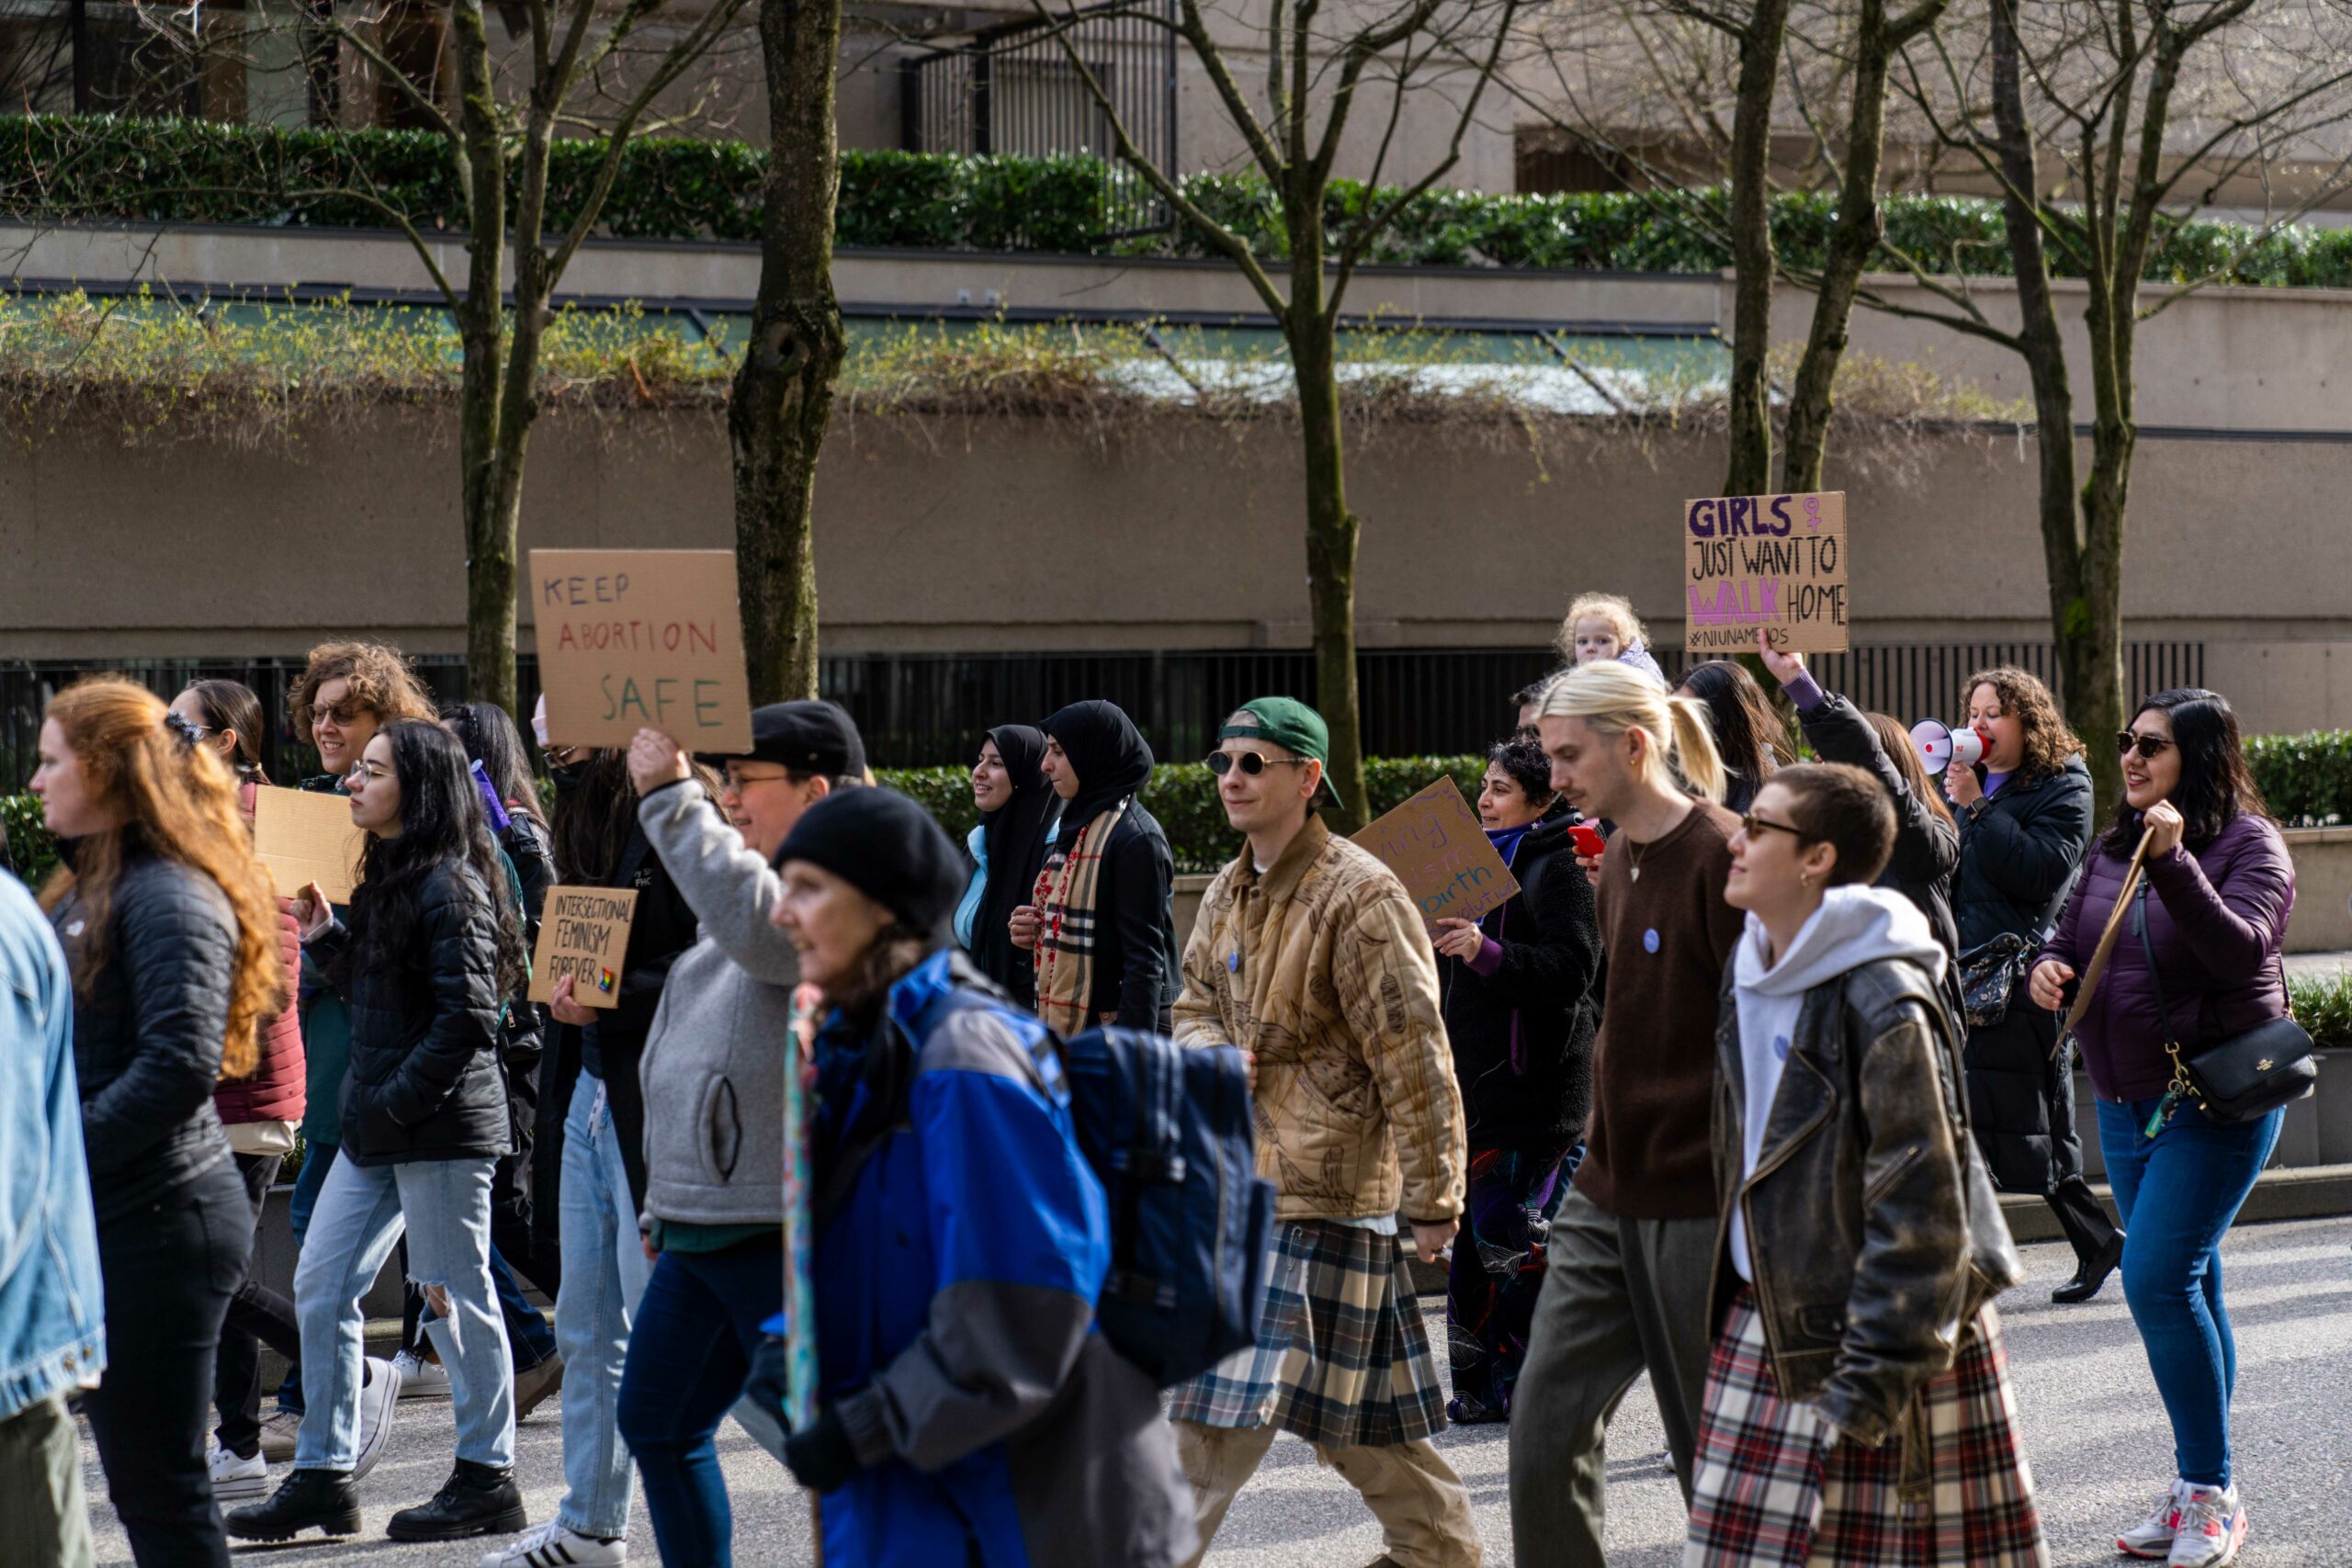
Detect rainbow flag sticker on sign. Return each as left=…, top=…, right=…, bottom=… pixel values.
left=597, top=968, right=618, bottom=995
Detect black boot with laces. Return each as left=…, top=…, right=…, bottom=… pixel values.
left=223, top=1467, right=361, bottom=1541
left=386, top=1457, right=528, bottom=1541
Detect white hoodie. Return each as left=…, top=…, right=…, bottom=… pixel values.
left=1728, top=885, right=1948, bottom=1282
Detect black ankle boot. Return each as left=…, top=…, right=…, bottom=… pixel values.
left=386, top=1458, right=528, bottom=1541
left=223, top=1468, right=361, bottom=1541
left=2052, top=1231, right=2127, bottom=1303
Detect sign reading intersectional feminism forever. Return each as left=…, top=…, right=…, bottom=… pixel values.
left=532, top=549, right=754, bottom=752
left=526, top=886, right=640, bottom=1010
left=251, top=785, right=367, bottom=905
left=1683, top=490, right=1849, bottom=654
left=1351, top=777, right=1521, bottom=929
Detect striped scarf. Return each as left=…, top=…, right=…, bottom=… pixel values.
left=1031, top=797, right=1130, bottom=1037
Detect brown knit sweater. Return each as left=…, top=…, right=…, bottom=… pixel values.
left=1573, top=800, right=1744, bottom=1221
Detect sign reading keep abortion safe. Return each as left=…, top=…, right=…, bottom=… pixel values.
left=1351, top=777, right=1521, bottom=930
left=532, top=549, right=754, bottom=751
left=1683, top=491, right=1849, bottom=654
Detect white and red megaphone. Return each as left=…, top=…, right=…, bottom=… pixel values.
left=1909, top=718, right=1987, bottom=776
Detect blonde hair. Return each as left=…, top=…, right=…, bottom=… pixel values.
left=1535, top=660, right=1727, bottom=804
left=1557, top=592, right=1647, bottom=661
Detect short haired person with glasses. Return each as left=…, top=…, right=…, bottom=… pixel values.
left=2027, top=691, right=2294, bottom=1568
left=1686, top=762, right=2042, bottom=1567
left=1165, top=699, right=1475, bottom=1568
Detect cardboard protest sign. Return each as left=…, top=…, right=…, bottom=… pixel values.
left=251, top=785, right=366, bottom=905
left=1683, top=490, right=1849, bottom=654
left=526, top=886, right=640, bottom=1009
left=531, top=549, right=754, bottom=752
left=1351, top=777, right=1521, bottom=929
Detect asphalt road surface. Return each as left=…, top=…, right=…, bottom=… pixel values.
left=84, top=1216, right=2351, bottom=1566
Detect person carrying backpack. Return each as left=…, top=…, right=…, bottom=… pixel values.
left=760, top=787, right=1195, bottom=1568
left=1166, top=699, right=1476, bottom=1568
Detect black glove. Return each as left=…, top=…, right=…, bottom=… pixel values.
left=745, top=1334, right=789, bottom=1423
left=782, top=1402, right=861, bottom=1495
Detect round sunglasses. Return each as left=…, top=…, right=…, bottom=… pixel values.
left=1205, top=750, right=1311, bottom=777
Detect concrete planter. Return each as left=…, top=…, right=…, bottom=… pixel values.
left=2285, top=827, right=2352, bottom=953
left=1172, top=874, right=1215, bottom=944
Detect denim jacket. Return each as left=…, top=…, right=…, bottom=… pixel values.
left=0, top=872, right=105, bottom=1418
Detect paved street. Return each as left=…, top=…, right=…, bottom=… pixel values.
left=86, top=1217, right=2351, bottom=1566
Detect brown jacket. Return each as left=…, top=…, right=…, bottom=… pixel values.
left=1173, top=817, right=1466, bottom=1224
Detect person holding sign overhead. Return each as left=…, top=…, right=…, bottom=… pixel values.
left=228, top=719, right=530, bottom=1546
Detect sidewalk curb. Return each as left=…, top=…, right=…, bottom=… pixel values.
left=1996, top=1161, right=2352, bottom=1244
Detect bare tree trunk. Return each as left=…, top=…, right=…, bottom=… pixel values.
left=729, top=0, right=847, bottom=704
left=1722, top=0, right=1794, bottom=496
left=1283, top=227, right=1368, bottom=829
left=452, top=0, right=514, bottom=712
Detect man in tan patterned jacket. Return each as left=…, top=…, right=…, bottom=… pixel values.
left=1165, top=697, right=1476, bottom=1568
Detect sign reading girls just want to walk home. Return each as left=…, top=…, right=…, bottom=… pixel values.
left=1683, top=491, right=1850, bottom=654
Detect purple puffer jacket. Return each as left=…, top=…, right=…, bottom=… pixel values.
left=2038, top=813, right=2295, bottom=1102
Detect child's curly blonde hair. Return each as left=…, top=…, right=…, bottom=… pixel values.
left=1556, top=592, right=1647, bottom=661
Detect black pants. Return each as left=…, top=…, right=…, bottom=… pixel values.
left=1965, top=998, right=2122, bottom=1268
left=213, top=1151, right=300, bottom=1459
left=85, top=1157, right=253, bottom=1568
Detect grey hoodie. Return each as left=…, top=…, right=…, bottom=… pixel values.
left=636, top=779, right=801, bottom=1229
left=1728, top=886, right=1945, bottom=1281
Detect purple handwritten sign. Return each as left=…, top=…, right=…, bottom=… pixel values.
left=1683, top=491, right=1849, bottom=653
left=1351, top=777, right=1521, bottom=931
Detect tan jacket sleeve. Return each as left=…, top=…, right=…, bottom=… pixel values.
left=1171, top=877, right=1231, bottom=1050
left=1337, top=880, right=1466, bottom=1224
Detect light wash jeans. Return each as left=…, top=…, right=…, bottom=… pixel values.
left=293, top=1153, right=515, bottom=1472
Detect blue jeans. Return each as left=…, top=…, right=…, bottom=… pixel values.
left=2096, top=1096, right=2283, bottom=1487
left=423, top=1244, right=558, bottom=1369
left=292, top=1153, right=515, bottom=1471
left=616, top=1239, right=783, bottom=1568
left=552, top=1076, right=653, bottom=1540
left=277, top=1140, right=340, bottom=1416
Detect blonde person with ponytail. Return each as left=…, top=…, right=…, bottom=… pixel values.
left=29, top=677, right=285, bottom=1567
left=1508, top=661, right=1746, bottom=1568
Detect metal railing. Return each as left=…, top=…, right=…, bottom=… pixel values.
left=900, top=0, right=1177, bottom=238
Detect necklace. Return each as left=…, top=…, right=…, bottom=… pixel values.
left=1626, top=837, right=1649, bottom=884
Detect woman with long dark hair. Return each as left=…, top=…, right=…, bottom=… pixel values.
left=2029, top=689, right=2294, bottom=1568
left=953, top=724, right=1059, bottom=998
left=227, top=719, right=531, bottom=1546
left=31, top=677, right=284, bottom=1566
left=1675, top=660, right=1786, bottom=814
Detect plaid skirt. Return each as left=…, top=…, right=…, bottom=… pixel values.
left=1685, top=1288, right=2048, bottom=1568
left=1166, top=1218, right=1446, bottom=1449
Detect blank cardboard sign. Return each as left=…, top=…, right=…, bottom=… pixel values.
left=252, top=785, right=367, bottom=905
left=527, top=886, right=640, bottom=1009
left=532, top=549, right=754, bottom=752
left=1683, top=490, right=1849, bottom=654
left=1351, top=777, right=1521, bottom=929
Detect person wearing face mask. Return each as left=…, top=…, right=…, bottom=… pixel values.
left=2029, top=690, right=2293, bottom=1568
left=1946, top=667, right=2119, bottom=1304
left=1014, top=700, right=1179, bottom=1034
left=953, top=725, right=1059, bottom=999
left=167, top=681, right=315, bottom=1506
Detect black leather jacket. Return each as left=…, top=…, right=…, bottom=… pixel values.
left=310, top=860, right=513, bottom=1167
left=1709, top=957, right=2021, bottom=1447
left=51, top=848, right=237, bottom=1222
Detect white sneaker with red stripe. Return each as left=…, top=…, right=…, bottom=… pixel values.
left=2118, top=1479, right=2186, bottom=1558
left=2166, top=1482, right=2247, bottom=1568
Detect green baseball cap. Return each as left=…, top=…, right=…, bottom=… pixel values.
left=1220, top=697, right=1329, bottom=764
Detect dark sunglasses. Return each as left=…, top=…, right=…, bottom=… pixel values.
left=310, top=700, right=364, bottom=727
left=1738, top=811, right=1815, bottom=843
left=2116, top=730, right=2174, bottom=760
left=1205, top=750, right=1310, bottom=777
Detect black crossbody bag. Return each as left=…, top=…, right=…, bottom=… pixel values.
left=2134, top=881, right=2317, bottom=1128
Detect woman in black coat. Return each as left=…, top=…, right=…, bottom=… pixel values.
left=955, top=724, right=1060, bottom=1000
left=1430, top=733, right=1602, bottom=1425
left=230, top=720, right=532, bottom=1545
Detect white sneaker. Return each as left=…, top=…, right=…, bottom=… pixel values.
left=2167, top=1483, right=2247, bottom=1567
left=2119, top=1478, right=2187, bottom=1558
left=392, top=1347, right=451, bottom=1400
left=480, top=1519, right=628, bottom=1567
left=351, top=1354, right=402, bottom=1481
left=206, top=1438, right=268, bottom=1500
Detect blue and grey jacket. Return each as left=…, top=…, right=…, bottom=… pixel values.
left=806, top=948, right=1194, bottom=1568
left=0, top=871, right=104, bottom=1416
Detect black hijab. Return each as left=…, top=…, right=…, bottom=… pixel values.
left=970, top=725, right=1058, bottom=988
left=1042, top=700, right=1155, bottom=833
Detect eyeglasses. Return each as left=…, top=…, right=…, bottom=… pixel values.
left=346, top=760, right=392, bottom=784
left=311, top=701, right=363, bottom=728
left=1205, top=750, right=1310, bottom=777
left=722, top=769, right=791, bottom=795
left=2116, top=730, right=2174, bottom=760
left=543, top=744, right=585, bottom=768
left=1738, top=811, right=1814, bottom=843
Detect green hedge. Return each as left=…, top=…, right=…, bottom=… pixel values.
left=8, top=114, right=2352, bottom=286
left=2289, top=972, right=2352, bottom=1051
left=2245, top=731, right=2352, bottom=829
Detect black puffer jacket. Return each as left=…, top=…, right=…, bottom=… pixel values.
left=1952, top=757, right=2094, bottom=951
left=1068, top=802, right=1182, bottom=1028
left=1437, top=815, right=1602, bottom=1149
left=309, top=860, right=512, bottom=1167
left=51, top=848, right=239, bottom=1222
left=1797, top=691, right=1960, bottom=960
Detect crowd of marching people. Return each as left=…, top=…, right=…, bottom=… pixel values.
left=0, top=592, right=2308, bottom=1568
